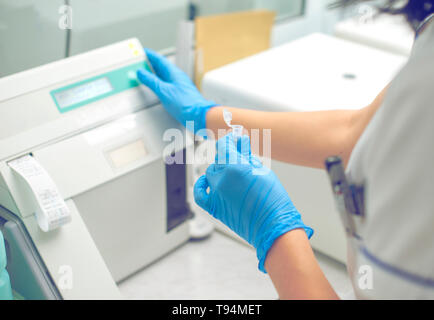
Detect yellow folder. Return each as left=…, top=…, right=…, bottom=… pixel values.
left=195, top=10, right=275, bottom=89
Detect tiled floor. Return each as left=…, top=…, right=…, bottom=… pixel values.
left=118, top=231, right=354, bottom=300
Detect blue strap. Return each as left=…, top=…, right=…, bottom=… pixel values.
left=0, top=231, right=6, bottom=271
left=415, top=13, right=434, bottom=39
left=360, top=245, right=434, bottom=289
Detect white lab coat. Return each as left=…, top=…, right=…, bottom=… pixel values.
left=345, top=18, right=434, bottom=299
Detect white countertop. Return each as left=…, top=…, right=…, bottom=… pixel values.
left=202, top=33, right=407, bottom=113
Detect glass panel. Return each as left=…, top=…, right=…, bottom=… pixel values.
left=255, top=0, right=305, bottom=21
left=196, top=0, right=305, bottom=20
left=0, top=0, right=306, bottom=77
left=68, top=0, right=189, bottom=55
left=0, top=0, right=66, bottom=77
left=196, top=0, right=256, bottom=17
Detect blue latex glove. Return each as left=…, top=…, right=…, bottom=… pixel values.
left=194, top=133, right=313, bottom=273
left=137, top=49, right=218, bottom=135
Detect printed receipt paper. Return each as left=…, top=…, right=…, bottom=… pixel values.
left=8, top=155, right=71, bottom=232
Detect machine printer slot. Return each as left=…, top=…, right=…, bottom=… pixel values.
left=7, top=154, right=71, bottom=232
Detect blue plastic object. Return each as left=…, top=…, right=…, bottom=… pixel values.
left=0, top=231, right=13, bottom=300
left=194, top=133, right=313, bottom=273
left=137, top=48, right=217, bottom=135
left=0, top=231, right=5, bottom=271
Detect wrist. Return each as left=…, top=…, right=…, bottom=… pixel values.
left=264, top=229, right=338, bottom=299
left=256, top=215, right=313, bottom=273
left=186, top=101, right=218, bottom=136
left=200, top=102, right=218, bottom=131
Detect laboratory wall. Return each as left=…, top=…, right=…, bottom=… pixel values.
left=0, top=0, right=358, bottom=77
left=0, top=0, right=66, bottom=77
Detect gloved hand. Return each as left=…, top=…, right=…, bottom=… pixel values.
left=137, top=48, right=218, bottom=135
left=194, top=133, right=313, bottom=273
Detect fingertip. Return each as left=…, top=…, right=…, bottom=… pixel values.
left=250, top=155, right=263, bottom=168
left=144, top=48, right=159, bottom=61
left=205, top=164, right=216, bottom=177
left=193, top=175, right=210, bottom=210
left=215, top=133, right=238, bottom=164
left=194, top=175, right=208, bottom=190
left=136, top=68, right=159, bottom=90
left=136, top=68, right=148, bottom=80
left=143, top=47, right=170, bottom=73
left=216, top=132, right=235, bottom=150
left=238, top=135, right=251, bottom=158
left=240, top=134, right=250, bottom=142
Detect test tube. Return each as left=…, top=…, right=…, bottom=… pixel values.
left=231, top=125, right=243, bottom=140
left=223, top=109, right=232, bottom=127
left=223, top=109, right=244, bottom=141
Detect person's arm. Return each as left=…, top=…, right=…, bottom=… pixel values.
left=137, top=48, right=387, bottom=168
left=206, top=87, right=388, bottom=169
left=265, top=230, right=339, bottom=300
left=194, top=134, right=338, bottom=300
left=138, top=49, right=391, bottom=299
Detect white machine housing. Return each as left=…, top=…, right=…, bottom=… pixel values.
left=202, top=33, right=407, bottom=263
left=0, top=39, right=193, bottom=299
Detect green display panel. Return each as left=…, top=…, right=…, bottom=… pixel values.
left=50, top=61, right=152, bottom=113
